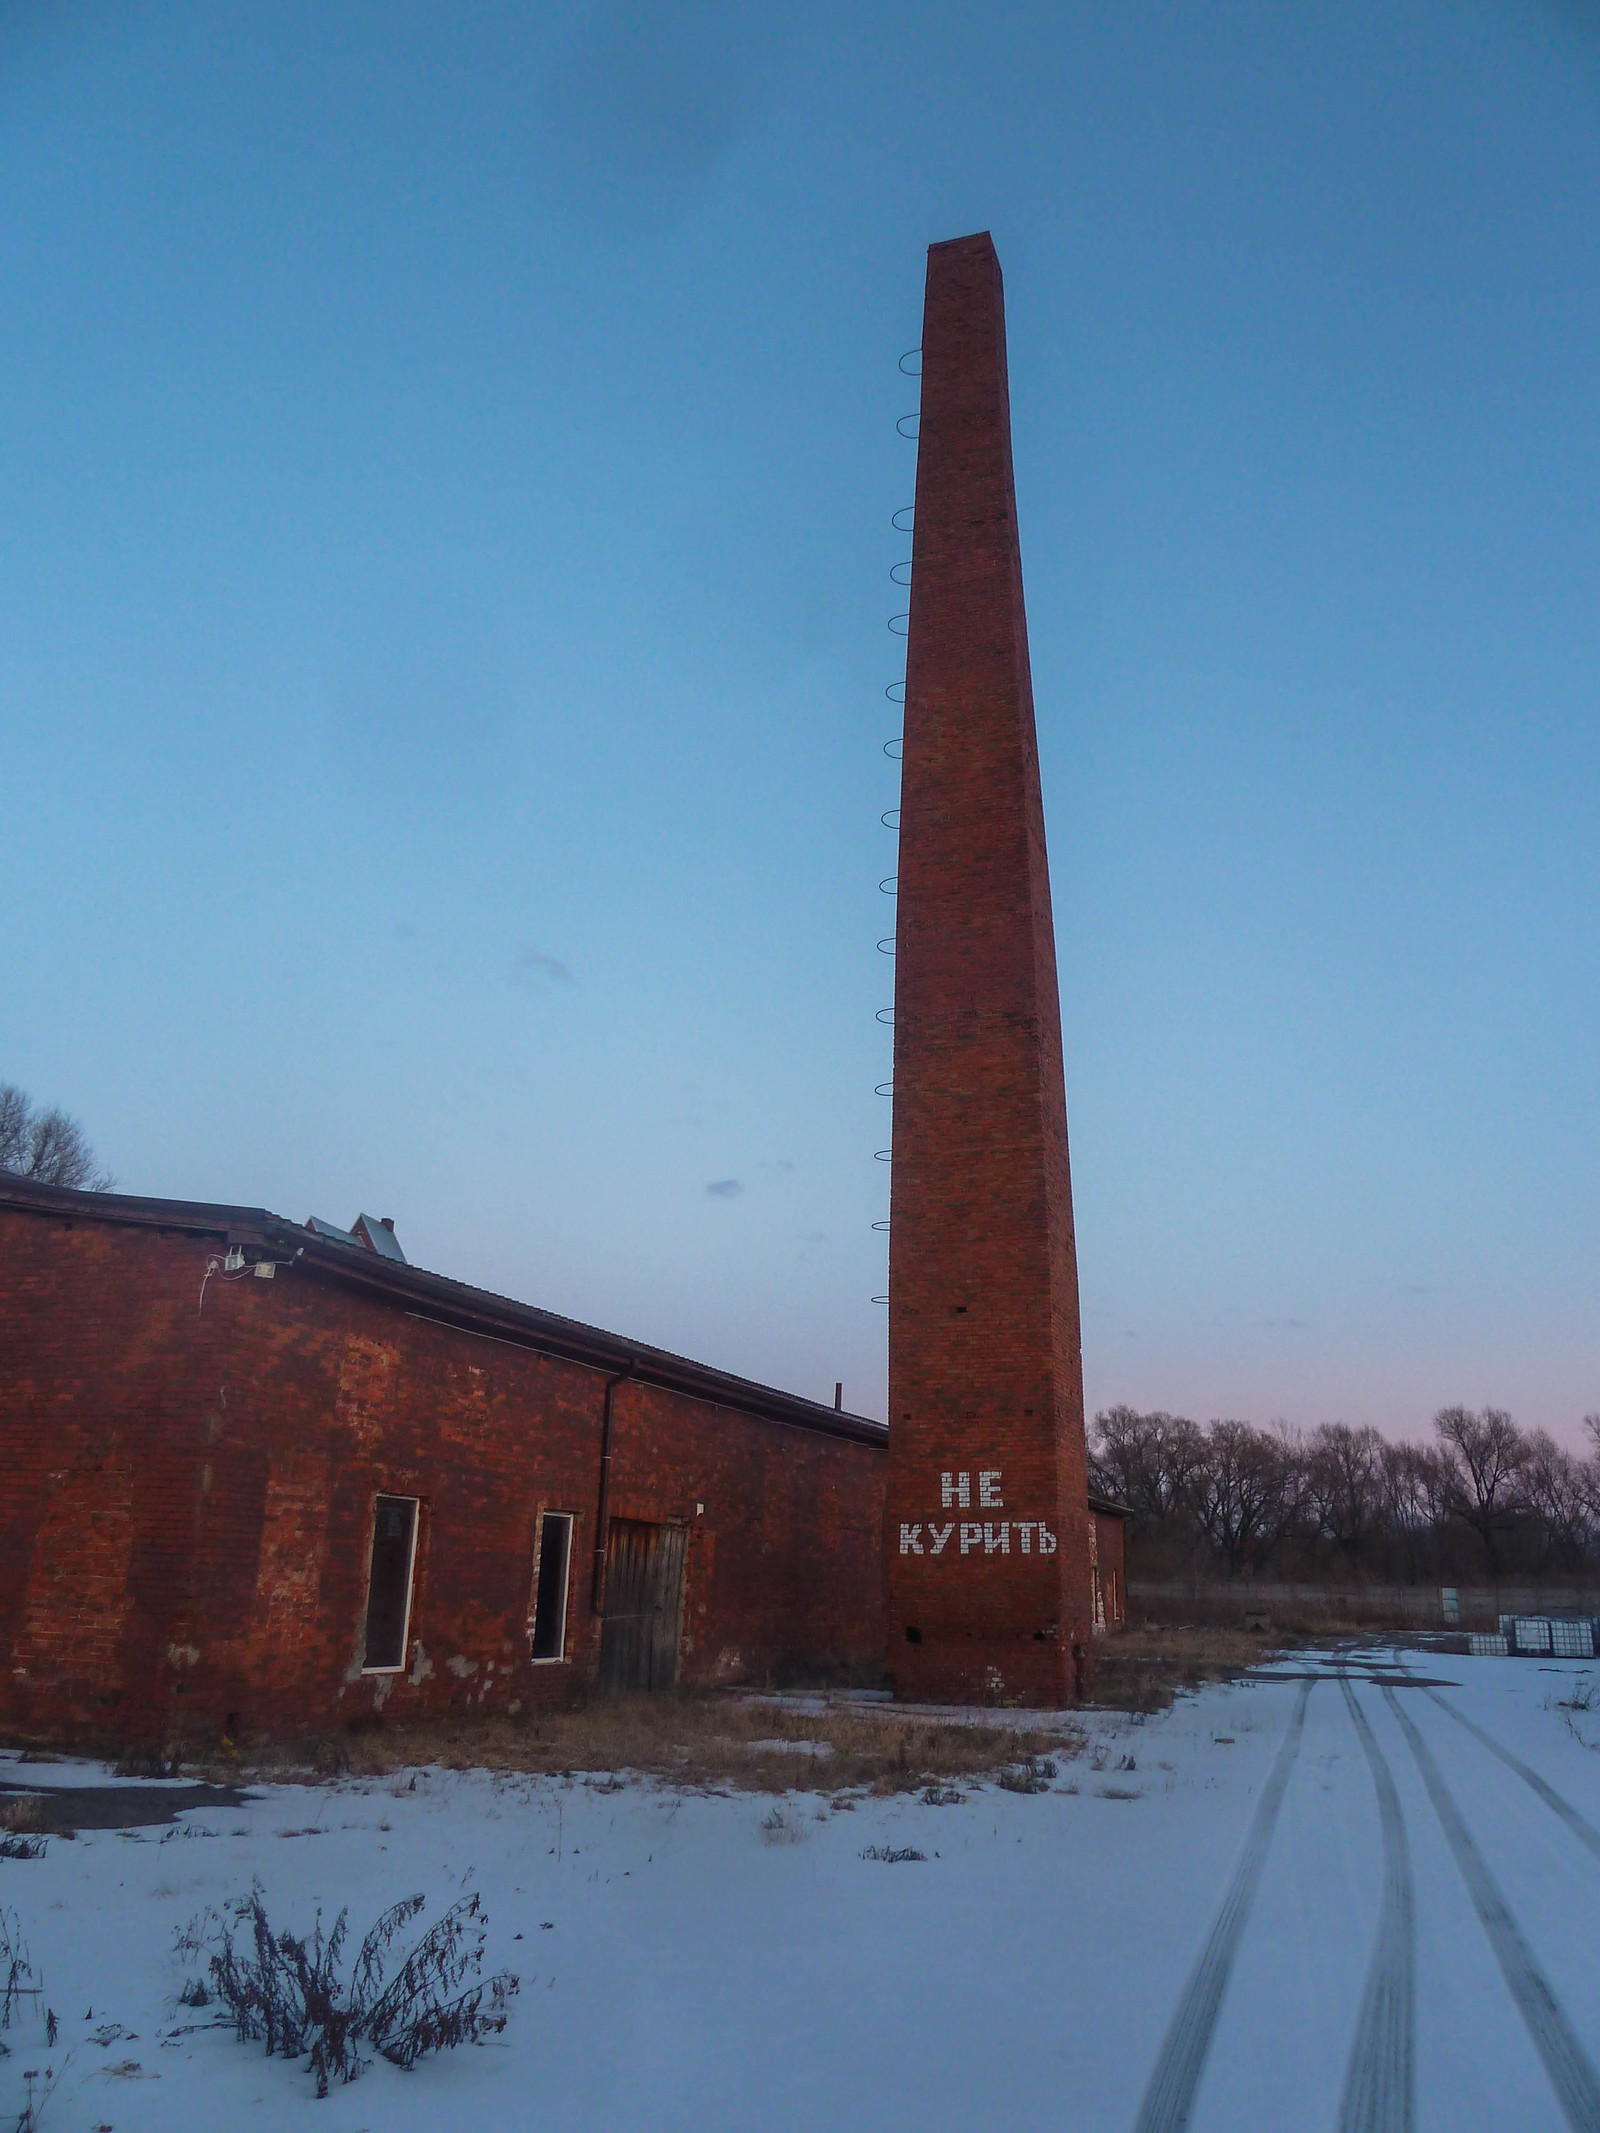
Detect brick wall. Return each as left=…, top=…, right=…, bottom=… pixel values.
left=0, top=1206, right=886, bottom=1747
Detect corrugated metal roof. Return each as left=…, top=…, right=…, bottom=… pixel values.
left=354, top=1214, right=407, bottom=1264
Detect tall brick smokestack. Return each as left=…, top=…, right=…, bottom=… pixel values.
left=885, top=232, right=1096, bottom=1704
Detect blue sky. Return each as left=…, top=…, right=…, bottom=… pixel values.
left=6, top=0, right=1600, bottom=1441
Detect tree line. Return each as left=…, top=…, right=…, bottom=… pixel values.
left=1089, top=1404, right=1600, bottom=1585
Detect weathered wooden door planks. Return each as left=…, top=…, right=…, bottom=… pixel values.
left=598, top=1519, right=686, bottom=1693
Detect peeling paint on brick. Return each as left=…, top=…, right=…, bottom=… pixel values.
left=15, top=1456, right=135, bottom=1709
left=336, top=1338, right=399, bottom=1450
left=255, top=1451, right=330, bottom=1638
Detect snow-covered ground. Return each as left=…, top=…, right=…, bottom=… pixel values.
left=2, top=1647, right=1598, bottom=2132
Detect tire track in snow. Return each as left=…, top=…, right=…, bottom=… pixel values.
left=1131, top=1678, right=1314, bottom=2133
left=1384, top=1687, right=1600, bottom=2133
left=1335, top=1674, right=1415, bottom=2133
left=1422, top=1689, right=1600, bottom=1868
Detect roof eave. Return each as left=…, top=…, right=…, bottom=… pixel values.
left=0, top=1175, right=889, bottom=1449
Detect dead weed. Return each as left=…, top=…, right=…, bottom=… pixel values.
left=229, top=1695, right=1079, bottom=1798
left=1089, top=1625, right=1282, bottom=1713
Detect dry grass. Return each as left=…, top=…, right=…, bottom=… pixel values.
left=91, top=1630, right=1309, bottom=1793
left=221, top=1694, right=1081, bottom=1798
left=0, top=1797, right=43, bottom=1834
left=179, top=1628, right=1299, bottom=1789
left=1089, top=1624, right=1286, bottom=1713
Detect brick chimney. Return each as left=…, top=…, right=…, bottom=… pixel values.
left=884, top=232, right=1096, bottom=1704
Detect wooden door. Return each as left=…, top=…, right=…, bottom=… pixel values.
left=598, top=1519, right=686, bottom=1693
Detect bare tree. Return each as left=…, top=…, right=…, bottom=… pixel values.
left=1581, top=1418, right=1600, bottom=1528
left=0, top=1083, right=113, bottom=1192
left=1305, top=1423, right=1386, bottom=1565
left=1521, top=1429, right=1595, bottom=1572
left=1433, top=1405, right=1527, bottom=1574
left=1376, top=1437, right=1447, bottom=1582
left=1089, top=1407, right=1208, bottom=1531
left=1192, top=1421, right=1297, bottom=1578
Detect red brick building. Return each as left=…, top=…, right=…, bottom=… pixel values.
left=0, top=1175, right=888, bottom=1748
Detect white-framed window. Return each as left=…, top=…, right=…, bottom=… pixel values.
left=530, top=1511, right=574, bottom=1663
left=361, top=1494, right=419, bottom=1673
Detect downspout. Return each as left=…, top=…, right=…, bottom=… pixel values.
left=590, top=1359, right=635, bottom=1614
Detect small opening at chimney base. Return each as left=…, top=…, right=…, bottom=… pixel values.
left=904, top=1626, right=922, bottom=1645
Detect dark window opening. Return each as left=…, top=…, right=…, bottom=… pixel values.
left=362, top=1495, right=418, bottom=1672
left=905, top=1625, right=922, bottom=1645
left=530, top=1512, right=573, bottom=1662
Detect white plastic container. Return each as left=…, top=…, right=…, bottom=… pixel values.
left=1550, top=1619, right=1594, bottom=1658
